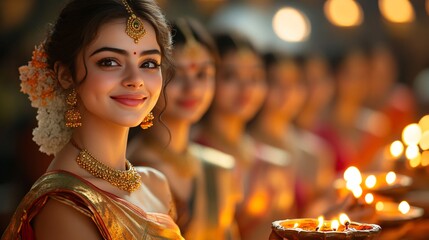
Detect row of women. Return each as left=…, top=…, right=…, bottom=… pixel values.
left=2, top=0, right=416, bottom=239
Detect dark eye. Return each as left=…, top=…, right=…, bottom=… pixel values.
left=97, top=58, right=119, bottom=67
left=142, top=59, right=161, bottom=69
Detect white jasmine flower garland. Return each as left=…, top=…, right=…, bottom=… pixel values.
left=19, top=43, right=72, bottom=155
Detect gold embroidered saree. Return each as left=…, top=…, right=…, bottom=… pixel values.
left=1, top=171, right=184, bottom=240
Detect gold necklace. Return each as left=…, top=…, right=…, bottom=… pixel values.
left=71, top=139, right=141, bottom=192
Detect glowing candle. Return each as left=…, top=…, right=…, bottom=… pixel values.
left=293, top=222, right=299, bottom=228
left=365, top=193, right=374, bottom=204
left=331, top=220, right=339, bottom=231
left=316, top=216, right=324, bottom=231
left=398, top=201, right=410, bottom=214
left=339, top=213, right=350, bottom=230
left=365, top=175, right=377, bottom=189
left=385, top=171, right=396, bottom=185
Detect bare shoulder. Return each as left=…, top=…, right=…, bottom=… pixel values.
left=33, top=197, right=102, bottom=240
left=135, top=166, right=168, bottom=185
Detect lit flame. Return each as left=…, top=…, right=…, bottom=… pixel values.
left=375, top=201, right=384, bottom=211
left=402, top=123, right=422, bottom=146
left=365, top=193, right=374, bottom=204
left=317, top=216, right=324, bottom=230
left=398, top=201, right=410, bottom=214
left=343, top=166, right=362, bottom=185
left=293, top=222, right=299, bottom=228
left=385, top=171, right=396, bottom=185
left=365, top=175, right=377, bottom=189
left=390, top=140, right=404, bottom=158
left=331, top=219, right=339, bottom=231
left=339, top=213, right=350, bottom=225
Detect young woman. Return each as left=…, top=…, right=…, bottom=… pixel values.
left=2, top=0, right=184, bottom=239
left=127, top=18, right=239, bottom=239
left=249, top=53, right=335, bottom=218
left=191, top=33, right=288, bottom=240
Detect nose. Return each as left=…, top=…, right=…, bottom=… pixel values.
left=122, top=67, right=144, bottom=89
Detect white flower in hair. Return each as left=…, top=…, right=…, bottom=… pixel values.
left=19, top=43, right=72, bottom=155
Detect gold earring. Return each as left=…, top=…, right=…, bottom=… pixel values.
left=65, top=89, right=82, bottom=128
left=140, top=112, right=154, bottom=129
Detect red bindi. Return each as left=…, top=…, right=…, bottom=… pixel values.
left=134, top=52, right=136, bottom=55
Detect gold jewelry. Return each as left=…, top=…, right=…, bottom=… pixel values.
left=176, top=18, right=204, bottom=58
left=121, top=0, right=146, bottom=43
left=140, top=112, right=154, bottom=129
left=71, top=139, right=141, bottom=192
left=65, top=89, right=82, bottom=128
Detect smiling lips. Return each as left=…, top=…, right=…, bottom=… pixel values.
left=111, top=94, right=147, bottom=107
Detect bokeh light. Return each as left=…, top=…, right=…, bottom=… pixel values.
left=398, top=201, right=410, bottom=214
left=390, top=140, right=404, bottom=158
left=365, top=175, right=377, bottom=189
left=273, top=7, right=311, bottom=42
left=421, top=151, right=429, bottom=167
left=386, top=171, right=396, bottom=185
left=365, top=193, right=374, bottom=204
left=418, top=115, right=429, bottom=132
left=324, top=0, right=363, bottom=27
left=402, top=124, right=422, bottom=146
left=405, top=145, right=420, bottom=160
left=379, top=0, right=415, bottom=23
left=419, top=131, right=429, bottom=150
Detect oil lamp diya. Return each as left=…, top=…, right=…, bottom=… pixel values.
left=270, top=214, right=381, bottom=240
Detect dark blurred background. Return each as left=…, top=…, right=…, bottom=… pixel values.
left=1, top=0, right=429, bottom=233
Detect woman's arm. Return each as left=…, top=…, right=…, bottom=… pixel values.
left=33, top=198, right=102, bottom=240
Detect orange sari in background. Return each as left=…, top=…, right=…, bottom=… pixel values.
left=1, top=171, right=183, bottom=240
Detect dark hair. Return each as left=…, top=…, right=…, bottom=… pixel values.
left=171, top=17, right=218, bottom=63
left=45, top=0, right=173, bottom=84
left=212, top=32, right=259, bottom=59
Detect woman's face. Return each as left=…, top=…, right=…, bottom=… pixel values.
left=160, top=44, right=215, bottom=123
left=75, top=19, right=162, bottom=128
left=264, top=62, right=307, bottom=118
left=213, top=50, right=267, bottom=121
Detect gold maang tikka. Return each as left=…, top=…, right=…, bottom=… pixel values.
left=176, top=18, right=204, bottom=59
left=121, top=0, right=146, bottom=43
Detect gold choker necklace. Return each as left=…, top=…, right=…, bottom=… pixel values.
left=71, top=139, right=141, bottom=192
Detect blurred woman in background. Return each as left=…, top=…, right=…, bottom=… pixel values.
left=127, top=18, right=239, bottom=239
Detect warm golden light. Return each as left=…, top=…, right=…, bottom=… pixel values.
left=402, top=123, right=422, bottom=146
left=351, top=185, right=363, bottom=198
left=386, top=171, right=396, bottom=185
left=405, top=144, right=420, bottom=160
left=293, top=222, right=299, bottom=228
left=273, top=7, right=311, bottom=42
left=365, top=193, right=374, bottom=204
left=331, top=219, right=339, bottom=231
left=379, top=0, right=415, bottom=23
left=390, top=140, right=404, bottom=158
left=246, top=190, right=268, bottom=215
left=419, top=131, right=429, bottom=151
left=409, top=154, right=421, bottom=168
left=398, top=201, right=411, bottom=214
left=418, top=115, right=429, bottom=132
left=324, top=0, right=363, bottom=27
left=421, top=151, right=429, bottom=167
left=427, top=0, right=429, bottom=15
left=317, top=216, right=324, bottom=230
left=365, top=175, right=377, bottom=189
left=343, top=166, right=362, bottom=185
left=376, top=201, right=384, bottom=211
left=339, top=213, right=350, bottom=225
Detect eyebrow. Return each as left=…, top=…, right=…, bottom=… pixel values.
left=90, top=47, right=161, bottom=57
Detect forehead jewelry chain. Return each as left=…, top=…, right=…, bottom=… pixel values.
left=71, top=139, right=141, bottom=192
left=121, top=0, right=146, bottom=43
